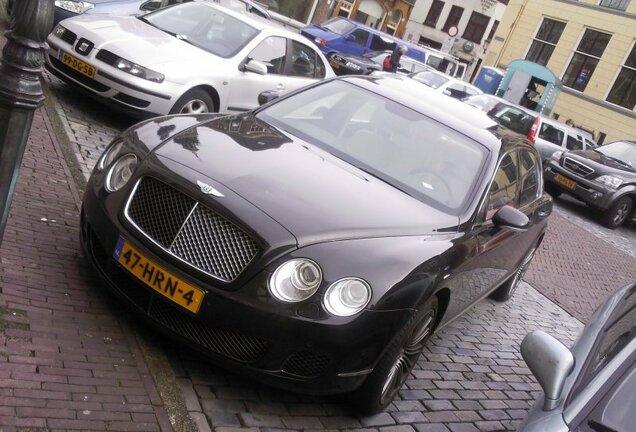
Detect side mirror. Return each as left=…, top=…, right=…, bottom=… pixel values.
left=521, top=331, right=574, bottom=411
left=442, top=89, right=452, bottom=96
left=244, top=59, right=268, bottom=75
left=492, top=205, right=530, bottom=231
left=140, top=0, right=162, bottom=12
left=258, top=90, right=280, bottom=106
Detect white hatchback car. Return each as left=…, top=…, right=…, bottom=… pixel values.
left=46, top=1, right=334, bottom=116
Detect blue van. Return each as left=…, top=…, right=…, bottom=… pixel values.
left=301, top=17, right=426, bottom=63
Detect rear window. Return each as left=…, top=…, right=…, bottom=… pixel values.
left=489, top=104, right=536, bottom=135
left=411, top=71, right=449, bottom=89
left=538, top=123, right=565, bottom=145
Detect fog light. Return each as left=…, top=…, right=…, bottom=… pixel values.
left=591, top=192, right=603, bottom=199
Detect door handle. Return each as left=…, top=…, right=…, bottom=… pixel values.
left=276, top=83, right=285, bottom=90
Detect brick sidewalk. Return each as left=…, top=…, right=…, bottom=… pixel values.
left=0, top=109, right=179, bottom=431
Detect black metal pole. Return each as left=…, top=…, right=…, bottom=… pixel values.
left=0, top=0, right=54, bottom=246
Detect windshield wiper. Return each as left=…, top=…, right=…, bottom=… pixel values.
left=137, top=16, right=189, bottom=41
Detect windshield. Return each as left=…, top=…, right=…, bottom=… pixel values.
left=143, top=3, right=259, bottom=58
left=489, top=104, right=537, bottom=136
left=321, top=17, right=356, bottom=35
left=257, top=80, right=488, bottom=213
left=597, top=141, right=636, bottom=167
left=411, top=71, right=450, bottom=89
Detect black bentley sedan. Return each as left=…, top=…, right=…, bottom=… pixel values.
left=81, top=75, right=552, bottom=413
left=544, top=140, right=636, bottom=228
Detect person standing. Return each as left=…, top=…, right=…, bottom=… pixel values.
left=385, top=45, right=407, bottom=73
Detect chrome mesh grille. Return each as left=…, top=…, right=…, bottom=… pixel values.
left=171, top=206, right=260, bottom=282
left=126, top=177, right=260, bottom=282
left=128, top=177, right=196, bottom=248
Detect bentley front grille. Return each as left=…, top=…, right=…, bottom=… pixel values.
left=126, top=177, right=260, bottom=282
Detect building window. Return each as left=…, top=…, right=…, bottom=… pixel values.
left=599, top=0, right=630, bottom=11
left=338, top=0, right=353, bottom=17
left=463, top=11, right=490, bottom=44
left=526, top=18, right=566, bottom=66
left=486, top=20, right=499, bottom=43
left=606, top=42, right=636, bottom=109
left=419, top=36, right=443, bottom=50
left=424, top=0, right=445, bottom=28
left=442, top=5, right=464, bottom=32
left=563, top=29, right=612, bottom=91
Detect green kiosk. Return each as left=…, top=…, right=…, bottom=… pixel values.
left=496, top=59, right=561, bottom=115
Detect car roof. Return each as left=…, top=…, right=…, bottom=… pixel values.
left=341, top=75, right=501, bottom=151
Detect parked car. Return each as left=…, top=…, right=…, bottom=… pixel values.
left=544, top=140, right=636, bottom=228
left=463, top=93, right=514, bottom=113
left=5, top=0, right=269, bottom=24
left=518, top=282, right=636, bottom=432
left=81, top=74, right=551, bottom=414
left=486, top=103, right=597, bottom=163
left=329, top=50, right=431, bottom=76
left=409, top=69, right=483, bottom=100
left=45, top=2, right=334, bottom=117
left=300, top=17, right=427, bottom=63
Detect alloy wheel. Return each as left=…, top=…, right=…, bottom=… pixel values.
left=509, top=246, right=536, bottom=297
left=380, top=310, right=435, bottom=404
left=613, top=201, right=630, bottom=226
left=179, top=99, right=209, bottom=114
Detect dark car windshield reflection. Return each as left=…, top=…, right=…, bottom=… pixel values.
left=257, top=80, right=488, bottom=213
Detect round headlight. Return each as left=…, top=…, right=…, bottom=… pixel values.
left=269, top=259, right=322, bottom=303
left=323, top=278, right=371, bottom=317
left=105, top=154, right=137, bottom=192
left=98, top=139, right=124, bottom=171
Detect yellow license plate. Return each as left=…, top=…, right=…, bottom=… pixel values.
left=555, top=174, right=576, bottom=190
left=61, top=51, right=96, bottom=78
left=114, top=238, right=205, bottom=314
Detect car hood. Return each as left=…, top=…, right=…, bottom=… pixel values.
left=301, top=24, right=339, bottom=42
left=568, top=149, right=636, bottom=177
left=153, top=113, right=458, bottom=245
left=59, top=15, right=211, bottom=67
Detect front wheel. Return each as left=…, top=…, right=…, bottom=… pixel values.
left=600, top=196, right=632, bottom=229
left=490, top=244, right=537, bottom=302
left=170, top=88, right=215, bottom=114
left=349, top=296, right=439, bottom=414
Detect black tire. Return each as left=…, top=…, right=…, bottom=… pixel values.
left=544, top=183, right=562, bottom=198
left=170, top=88, right=215, bottom=114
left=490, top=244, right=537, bottom=302
left=349, top=296, right=439, bottom=414
left=600, top=196, right=632, bottom=229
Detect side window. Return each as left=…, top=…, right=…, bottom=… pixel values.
left=484, top=152, right=520, bottom=219
left=289, top=40, right=318, bottom=78
left=566, top=134, right=584, bottom=151
left=538, top=123, right=565, bottom=145
left=246, top=36, right=286, bottom=75
left=370, top=34, right=394, bottom=51
left=350, top=28, right=370, bottom=46
left=464, top=87, right=481, bottom=98
left=519, top=150, right=540, bottom=207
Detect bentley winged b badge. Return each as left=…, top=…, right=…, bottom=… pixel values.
left=197, top=180, right=224, bottom=197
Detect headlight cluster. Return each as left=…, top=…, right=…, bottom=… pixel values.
left=269, top=260, right=371, bottom=316
left=114, top=58, right=164, bottom=83
left=595, top=175, right=623, bottom=189
left=98, top=139, right=138, bottom=192
left=345, top=61, right=361, bottom=71
left=52, top=24, right=66, bottom=39
left=55, top=0, right=94, bottom=14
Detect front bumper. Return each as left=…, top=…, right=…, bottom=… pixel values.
left=45, top=37, right=175, bottom=117
left=80, top=172, right=411, bottom=395
left=544, top=162, right=616, bottom=210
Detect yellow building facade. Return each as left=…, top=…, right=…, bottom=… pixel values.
left=483, top=0, right=636, bottom=143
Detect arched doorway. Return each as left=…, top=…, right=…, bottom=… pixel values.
left=354, top=0, right=385, bottom=29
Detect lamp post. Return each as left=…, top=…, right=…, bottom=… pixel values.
left=0, top=0, right=54, bottom=246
